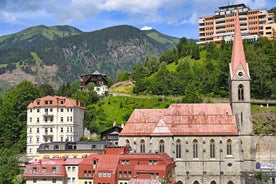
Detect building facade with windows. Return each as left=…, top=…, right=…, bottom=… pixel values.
left=27, top=96, right=85, bottom=159
left=80, top=70, right=108, bottom=96
left=197, top=3, right=275, bottom=44
left=119, top=10, right=255, bottom=184
left=24, top=158, right=83, bottom=184
left=24, top=147, right=175, bottom=184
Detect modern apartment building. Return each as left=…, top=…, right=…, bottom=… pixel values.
left=27, top=96, right=85, bottom=159
left=197, top=3, right=275, bottom=44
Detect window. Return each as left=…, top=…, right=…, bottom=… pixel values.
left=125, top=139, right=130, bottom=147
left=72, top=177, right=75, bottom=183
left=30, top=117, right=32, bottom=123
left=52, top=179, right=56, bottom=183
left=70, top=116, right=73, bottom=121
left=61, top=108, right=64, bottom=112
left=30, top=109, right=32, bottom=113
left=72, top=166, right=76, bottom=172
left=37, top=128, right=39, bottom=133
left=36, top=137, right=39, bottom=143
left=193, top=181, right=200, bottom=184
left=140, top=139, right=145, bottom=153
left=238, top=84, right=244, bottom=101
left=61, top=117, right=63, bottom=122
left=29, top=128, right=32, bottom=133
left=159, top=140, right=165, bottom=153
left=67, top=117, right=69, bottom=122
left=176, top=140, right=181, bottom=158
left=33, top=167, right=37, bottom=173
left=52, top=167, right=56, bottom=173
left=61, top=127, right=63, bottom=132
left=33, top=179, right=37, bottom=183
left=37, top=109, right=40, bottom=113
left=42, top=167, right=46, bottom=173
left=227, top=139, right=232, bottom=155
left=228, top=181, right=234, bottom=184
left=210, top=139, right=216, bottom=159
left=193, top=139, right=198, bottom=158
left=37, top=118, right=39, bottom=123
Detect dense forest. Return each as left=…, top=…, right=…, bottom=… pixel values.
left=130, top=37, right=276, bottom=100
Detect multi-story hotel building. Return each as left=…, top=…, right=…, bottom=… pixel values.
left=27, top=96, right=85, bottom=159
left=197, top=4, right=275, bottom=44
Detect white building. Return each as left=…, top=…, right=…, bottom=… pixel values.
left=26, top=96, right=85, bottom=159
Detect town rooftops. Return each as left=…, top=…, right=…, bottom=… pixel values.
left=27, top=95, right=84, bottom=109
left=24, top=158, right=82, bottom=178
left=120, top=103, right=238, bottom=136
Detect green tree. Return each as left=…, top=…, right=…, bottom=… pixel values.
left=116, top=71, right=129, bottom=82
left=131, top=63, right=150, bottom=81
left=38, top=83, right=55, bottom=96
left=144, top=57, right=160, bottom=74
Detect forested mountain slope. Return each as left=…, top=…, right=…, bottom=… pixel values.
left=0, top=25, right=177, bottom=93
left=0, top=25, right=83, bottom=49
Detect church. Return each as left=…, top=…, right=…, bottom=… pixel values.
left=118, top=10, right=255, bottom=184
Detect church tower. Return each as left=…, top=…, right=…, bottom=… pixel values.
left=229, top=10, right=255, bottom=175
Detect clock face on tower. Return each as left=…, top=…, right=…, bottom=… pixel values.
left=237, top=70, right=244, bottom=78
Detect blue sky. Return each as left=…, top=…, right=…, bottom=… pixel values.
left=0, top=0, right=275, bottom=39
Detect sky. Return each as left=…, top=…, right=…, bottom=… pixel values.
left=0, top=0, right=275, bottom=39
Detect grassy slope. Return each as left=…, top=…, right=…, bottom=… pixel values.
left=91, top=95, right=181, bottom=132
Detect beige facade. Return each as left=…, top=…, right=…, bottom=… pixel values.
left=27, top=96, right=85, bottom=159
left=263, top=23, right=276, bottom=40
left=197, top=4, right=275, bottom=44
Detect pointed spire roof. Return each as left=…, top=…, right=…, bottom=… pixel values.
left=230, top=10, right=248, bottom=77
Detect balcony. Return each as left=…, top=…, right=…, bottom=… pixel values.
left=43, top=112, right=54, bottom=117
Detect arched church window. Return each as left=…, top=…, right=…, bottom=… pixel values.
left=159, top=140, right=165, bottom=153
left=210, top=139, right=215, bottom=159
left=228, top=181, right=234, bottom=184
left=176, top=140, right=181, bottom=158
left=210, top=181, right=217, bottom=184
left=140, top=139, right=145, bottom=153
left=193, top=181, right=200, bottom=184
left=227, top=139, right=232, bottom=155
left=238, top=84, right=244, bottom=101
left=193, top=139, right=198, bottom=159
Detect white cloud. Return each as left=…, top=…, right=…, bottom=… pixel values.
left=141, top=26, right=153, bottom=30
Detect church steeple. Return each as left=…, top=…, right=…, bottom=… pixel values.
left=229, top=9, right=252, bottom=135
left=230, top=10, right=250, bottom=79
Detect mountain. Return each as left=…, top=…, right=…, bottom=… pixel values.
left=142, top=29, right=179, bottom=50
left=0, top=25, right=178, bottom=93
left=0, top=25, right=83, bottom=49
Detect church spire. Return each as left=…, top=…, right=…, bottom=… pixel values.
left=230, top=10, right=249, bottom=78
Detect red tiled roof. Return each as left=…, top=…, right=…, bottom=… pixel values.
left=230, top=10, right=249, bottom=78
left=24, top=158, right=68, bottom=178
left=27, top=95, right=84, bottom=109
left=96, top=155, right=120, bottom=173
left=120, top=103, right=238, bottom=136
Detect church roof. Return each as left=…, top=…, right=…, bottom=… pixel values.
left=230, top=10, right=249, bottom=77
left=120, top=103, right=238, bottom=136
